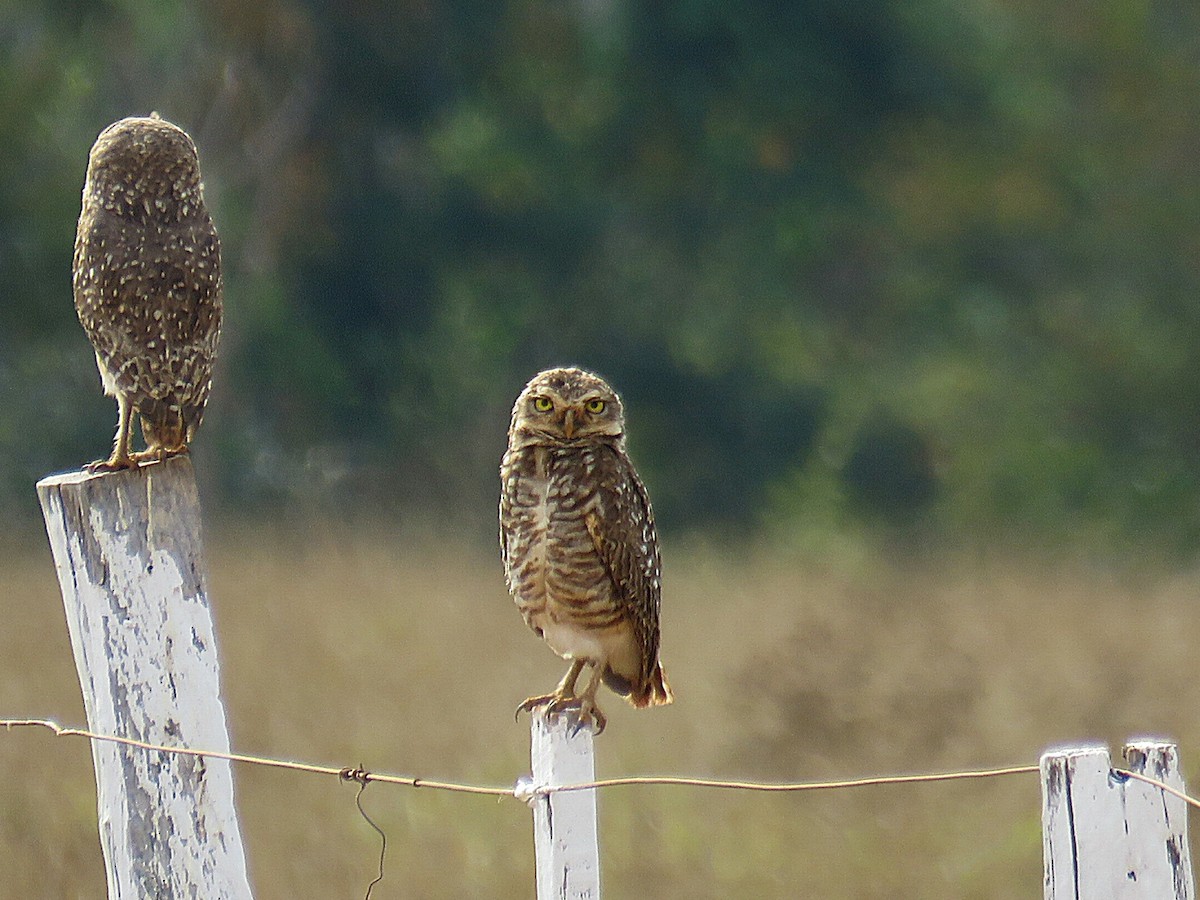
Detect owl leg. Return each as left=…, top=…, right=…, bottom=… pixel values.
left=86, top=394, right=137, bottom=471
left=515, top=658, right=585, bottom=721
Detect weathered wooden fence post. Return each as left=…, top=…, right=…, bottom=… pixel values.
left=37, top=457, right=253, bottom=899
left=529, top=711, right=601, bottom=899
left=1042, top=739, right=1194, bottom=899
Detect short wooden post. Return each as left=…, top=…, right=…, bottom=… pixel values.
left=37, top=458, right=253, bottom=899
left=1041, top=740, right=1194, bottom=899
left=528, top=711, right=601, bottom=899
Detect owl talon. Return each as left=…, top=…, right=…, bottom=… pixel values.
left=570, top=700, right=606, bottom=736
left=515, top=694, right=605, bottom=736
left=85, top=456, right=137, bottom=473
left=515, top=692, right=578, bottom=722
left=128, top=445, right=188, bottom=465
left=126, top=450, right=162, bottom=465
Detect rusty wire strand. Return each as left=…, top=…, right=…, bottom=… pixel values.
left=1, top=719, right=509, bottom=796
left=341, top=771, right=387, bottom=900
left=1111, top=767, right=1200, bottom=811
left=4, top=718, right=1198, bottom=809
left=549, top=766, right=1041, bottom=794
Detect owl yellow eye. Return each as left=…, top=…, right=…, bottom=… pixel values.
left=532, top=396, right=553, bottom=412
left=585, top=399, right=606, bottom=414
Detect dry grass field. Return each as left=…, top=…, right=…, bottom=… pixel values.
left=3, top=519, right=1200, bottom=898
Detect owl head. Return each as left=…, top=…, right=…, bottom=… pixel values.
left=509, top=367, right=626, bottom=449
left=84, top=114, right=206, bottom=223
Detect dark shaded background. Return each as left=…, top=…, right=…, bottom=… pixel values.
left=2, top=0, right=1198, bottom=549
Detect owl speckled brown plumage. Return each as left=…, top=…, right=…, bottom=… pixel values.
left=500, top=367, right=672, bottom=734
left=73, top=114, right=222, bottom=471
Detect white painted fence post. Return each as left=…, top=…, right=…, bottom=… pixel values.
left=37, top=457, right=253, bottom=899
left=1041, top=740, right=1194, bottom=899
left=529, top=711, right=601, bottom=899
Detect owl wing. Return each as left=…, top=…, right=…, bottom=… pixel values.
left=73, top=208, right=129, bottom=359
left=74, top=205, right=222, bottom=419
left=585, top=445, right=662, bottom=681
left=498, top=448, right=520, bottom=593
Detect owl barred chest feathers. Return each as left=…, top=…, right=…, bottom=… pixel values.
left=504, top=443, right=623, bottom=629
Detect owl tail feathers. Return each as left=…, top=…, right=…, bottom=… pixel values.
left=636, top=662, right=674, bottom=708
left=605, top=662, right=673, bottom=708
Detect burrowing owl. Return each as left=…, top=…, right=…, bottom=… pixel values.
left=500, top=367, right=672, bottom=734
left=73, top=114, right=222, bottom=471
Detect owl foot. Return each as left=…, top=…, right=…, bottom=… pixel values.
left=85, top=455, right=137, bottom=473
left=128, top=445, right=188, bottom=465
left=516, top=694, right=606, bottom=735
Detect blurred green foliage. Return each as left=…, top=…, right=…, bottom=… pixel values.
left=2, top=0, right=1198, bottom=551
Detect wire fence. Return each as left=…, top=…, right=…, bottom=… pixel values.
left=4, top=716, right=1194, bottom=810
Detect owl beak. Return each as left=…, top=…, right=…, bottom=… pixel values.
left=562, top=409, right=577, bottom=439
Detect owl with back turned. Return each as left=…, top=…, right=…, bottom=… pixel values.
left=500, top=367, right=672, bottom=734
left=73, top=114, right=222, bottom=471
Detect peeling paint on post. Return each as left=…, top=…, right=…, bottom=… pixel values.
left=1041, top=740, right=1194, bottom=899
left=529, top=711, right=601, bottom=899
left=37, top=457, right=253, bottom=899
